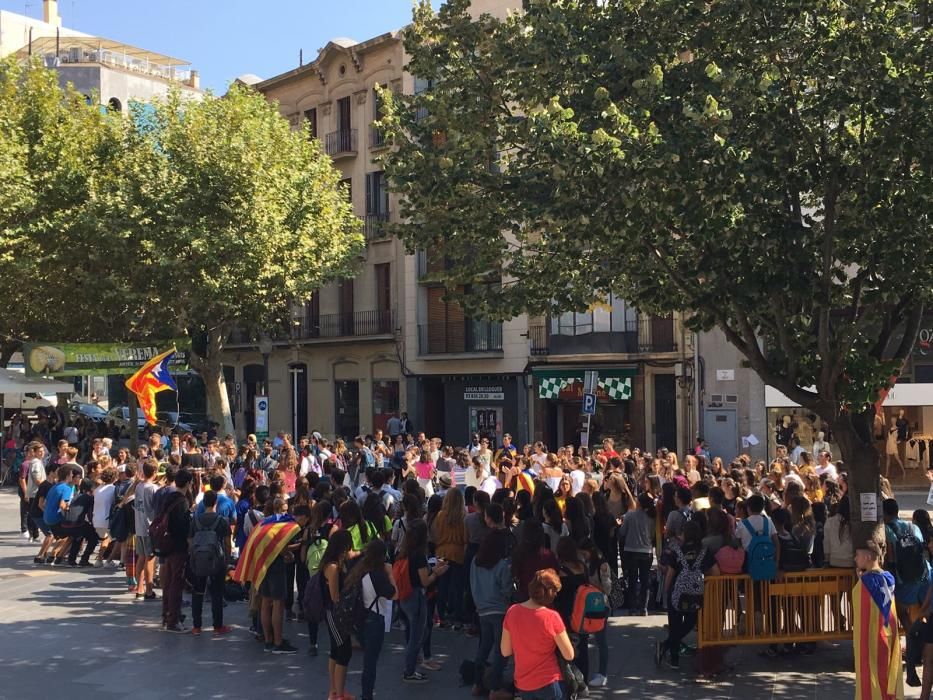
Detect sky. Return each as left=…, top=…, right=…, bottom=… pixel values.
left=1, top=0, right=442, bottom=91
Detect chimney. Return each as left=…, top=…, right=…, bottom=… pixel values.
left=188, top=70, right=200, bottom=89
left=44, top=0, right=62, bottom=27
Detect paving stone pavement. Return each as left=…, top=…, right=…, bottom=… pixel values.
left=0, top=489, right=907, bottom=699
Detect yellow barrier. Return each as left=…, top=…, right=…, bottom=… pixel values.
left=697, top=569, right=855, bottom=648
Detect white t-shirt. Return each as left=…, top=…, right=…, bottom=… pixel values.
left=738, top=513, right=775, bottom=549
left=465, top=466, right=488, bottom=489
left=479, top=475, right=500, bottom=496
left=816, top=463, right=838, bottom=480
left=569, top=469, right=585, bottom=496
left=92, top=483, right=116, bottom=529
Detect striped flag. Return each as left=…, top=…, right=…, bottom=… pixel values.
left=514, top=469, right=535, bottom=495
left=233, top=521, right=301, bottom=590
left=853, top=570, right=903, bottom=700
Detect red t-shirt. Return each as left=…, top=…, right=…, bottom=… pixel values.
left=504, top=603, right=565, bottom=692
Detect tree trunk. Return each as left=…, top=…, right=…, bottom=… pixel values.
left=831, top=412, right=885, bottom=550
left=190, top=327, right=234, bottom=437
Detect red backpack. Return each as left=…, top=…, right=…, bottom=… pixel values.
left=570, top=583, right=608, bottom=635
left=392, top=557, right=414, bottom=601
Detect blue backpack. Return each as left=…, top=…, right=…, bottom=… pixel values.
left=742, top=518, right=777, bottom=581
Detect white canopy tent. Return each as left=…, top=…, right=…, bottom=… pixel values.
left=0, top=369, right=74, bottom=394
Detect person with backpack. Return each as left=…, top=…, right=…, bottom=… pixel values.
left=304, top=499, right=332, bottom=656
left=554, top=536, right=594, bottom=684
left=883, top=497, right=930, bottom=631
left=158, top=469, right=193, bottom=633
left=656, top=520, right=719, bottom=669
left=344, top=539, right=396, bottom=700
left=501, top=568, right=576, bottom=700
left=664, top=487, right=694, bottom=543
left=320, top=530, right=354, bottom=699
left=397, top=518, right=449, bottom=682
left=188, top=488, right=232, bottom=636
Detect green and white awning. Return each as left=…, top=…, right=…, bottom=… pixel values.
left=532, top=367, right=636, bottom=401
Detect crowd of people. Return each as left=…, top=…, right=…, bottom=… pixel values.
left=10, top=418, right=933, bottom=699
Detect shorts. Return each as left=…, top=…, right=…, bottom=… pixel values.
left=50, top=523, right=69, bottom=539
left=259, top=557, right=287, bottom=600
left=135, top=535, right=154, bottom=559
left=36, top=519, right=52, bottom=536
left=95, top=527, right=110, bottom=539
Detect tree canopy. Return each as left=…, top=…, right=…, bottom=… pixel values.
left=0, top=60, right=362, bottom=432
left=384, top=0, right=931, bottom=542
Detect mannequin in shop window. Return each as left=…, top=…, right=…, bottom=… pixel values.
left=812, top=431, right=830, bottom=457
left=885, top=417, right=905, bottom=478
left=776, top=415, right=796, bottom=448
left=896, top=409, right=910, bottom=442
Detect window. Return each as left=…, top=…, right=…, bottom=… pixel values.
left=553, top=294, right=636, bottom=335
left=107, top=97, right=122, bottom=113
left=365, top=172, right=388, bottom=215
left=372, top=380, right=399, bottom=434
left=373, top=85, right=386, bottom=121
left=304, top=107, right=317, bottom=138
left=334, top=380, right=360, bottom=440
left=375, top=263, right=391, bottom=312
left=337, top=96, right=351, bottom=132
left=413, top=76, right=434, bottom=94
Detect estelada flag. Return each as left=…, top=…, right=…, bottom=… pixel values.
left=233, top=520, right=301, bottom=591
left=853, top=570, right=904, bottom=700
left=124, top=348, right=177, bottom=425
left=514, top=469, right=535, bottom=495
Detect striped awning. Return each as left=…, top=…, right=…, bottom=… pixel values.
left=532, top=367, right=636, bottom=401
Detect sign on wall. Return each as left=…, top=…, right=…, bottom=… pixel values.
left=23, top=340, right=191, bottom=377
left=464, top=386, right=504, bottom=401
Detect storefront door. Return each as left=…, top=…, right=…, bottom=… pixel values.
left=470, top=407, right=502, bottom=447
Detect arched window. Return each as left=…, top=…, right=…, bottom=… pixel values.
left=107, top=97, right=122, bottom=113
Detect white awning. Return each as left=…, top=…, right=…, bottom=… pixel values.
left=766, top=383, right=933, bottom=408
left=0, top=369, right=74, bottom=394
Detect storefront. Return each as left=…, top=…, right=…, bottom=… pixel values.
left=532, top=367, right=639, bottom=449
left=414, top=374, right=525, bottom=447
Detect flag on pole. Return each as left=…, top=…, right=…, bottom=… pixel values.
left=124, top=348, right=177, bottom=425
left=233, top=520, right=301, bottom=590
left=853, top=570, right=903, bottom=700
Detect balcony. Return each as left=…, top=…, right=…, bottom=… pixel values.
left=416, top=249, right=451, bottom=282
left=293, top=310, right=394, bottom=340
left=531, top=316, right=678, bottom=356
left=369, top=125, right=388, bottom=150
left=364, top=212, right=390, bottom=241
left=325, top=129, right=358, bottom=158
left=418, top=321, right=503, bottom=355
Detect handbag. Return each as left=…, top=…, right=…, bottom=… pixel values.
left=608, top=576, right=626, bottom=610
left=556, top=649, right=586, bottom=699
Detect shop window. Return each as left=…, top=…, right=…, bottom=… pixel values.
left=372, top=380, right=399, bottom=434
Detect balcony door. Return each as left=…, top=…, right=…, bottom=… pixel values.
left=337, top=96, right=351, bottom=133
left=375, top=263, right=392, bottom=333
left=339, top=279, right=354, bottom=336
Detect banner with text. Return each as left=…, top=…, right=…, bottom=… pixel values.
left=23, top=340, right=191, bottom=377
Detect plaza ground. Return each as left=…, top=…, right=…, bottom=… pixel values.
left=0, top=489, right=925, bottom=699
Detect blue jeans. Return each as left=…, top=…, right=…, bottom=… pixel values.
left=474, top=614, right=505, bottom=690
left=521, top=681, right=564, bottom=699
left=360, top=610, right=385, bottom=700
left=400, top=589, right=427, bottom=675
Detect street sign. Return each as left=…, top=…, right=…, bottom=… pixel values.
left=254, top=395, right=269, bottom=439
left=583, top=370, right=599, bottom=394
left=582, top=392, right=597, bottom=416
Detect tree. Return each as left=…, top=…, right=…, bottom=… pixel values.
left=383, top=0, right=932, bottom=545
left=134, top=86, right=362, bottom=435
left=0, top=58, right=159, bottom=352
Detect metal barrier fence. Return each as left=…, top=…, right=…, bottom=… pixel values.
left=698, top=570, right=855, bottom=648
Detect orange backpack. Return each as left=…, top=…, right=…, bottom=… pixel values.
left=570, top=583, right=609, bottom=635
left=392, top=557, right=414, bottom=601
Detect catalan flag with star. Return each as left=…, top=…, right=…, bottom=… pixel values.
left=853, top=569, right=903, bottom=700
left=123, top=347, right=177, bottom=425
left=233, top=520, right=301, bottom=591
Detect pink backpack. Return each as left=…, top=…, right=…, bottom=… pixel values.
left=715, top=545, right=745, bottom=574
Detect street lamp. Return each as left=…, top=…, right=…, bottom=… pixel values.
left=258, top=334, right=274, bottom=431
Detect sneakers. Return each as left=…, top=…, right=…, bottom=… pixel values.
left=308, top=644, right=319, bottom=657
left=93, top=560, right=104, bottom=568
left=21, top=530, right=30, bottom=540
left=403, top=672, right=429, bottom=683
left=272, top=640, right=298, bottom=655
left=33, top=557, right=44, bottom=565
left=191, top=627, right=202, bottom=636
left=666, top=656, right=680, bottom=670
left=589, top=674, right=607, bottom=687
left=164, top=624, right=187, bottom=634
left=264, top=642, right=274, bottom=653
left=213, top=625, right=232, bottom=636
left=420, top=659, right=442, bottom=671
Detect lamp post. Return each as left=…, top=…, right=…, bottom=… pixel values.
left=258, top=335, right=274, bottom=433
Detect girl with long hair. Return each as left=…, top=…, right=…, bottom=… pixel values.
left=320, top=530, right=353, bottom=699
left=469, top=526, right=512, bottom=695
left=434, top=487, right=468, bottom=628
left=344, top=539, right=396, bottom=700
left=398, top=519, right=449, bottom=681
left=511, top=519, right=559, bottom=602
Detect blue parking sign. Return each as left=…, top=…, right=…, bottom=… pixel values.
left=582, top=392, right=597, bottom=415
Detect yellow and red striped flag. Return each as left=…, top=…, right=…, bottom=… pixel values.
left=233, top=520, right=301, bottom=590
left=853, top=570, right=903, bottom=700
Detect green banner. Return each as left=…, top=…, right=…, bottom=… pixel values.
left=23, top=340, right=191, bottom=377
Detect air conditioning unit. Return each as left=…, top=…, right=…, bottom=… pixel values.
left=725, top=394, right=738, bottom=404
left=43, top=54, right=60, bottom=68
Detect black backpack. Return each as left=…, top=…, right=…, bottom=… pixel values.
left=893, top=521, right=926, bottom=583
left=780, top=531, right=811, bottom=572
